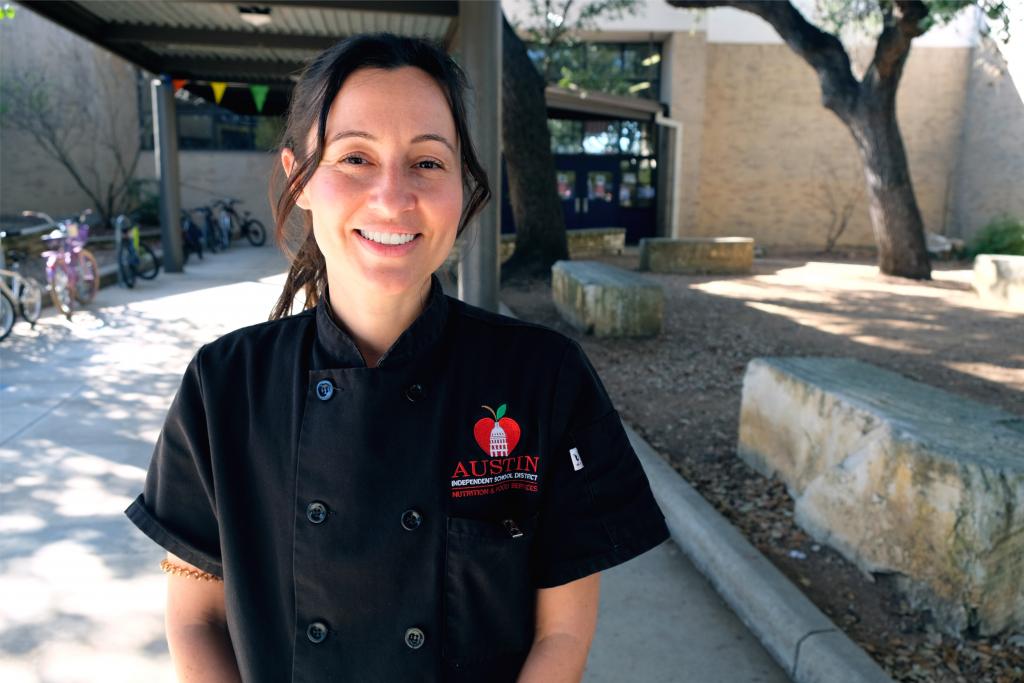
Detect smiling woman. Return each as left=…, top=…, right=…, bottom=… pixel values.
left=125, top=31, right=669, bottom=683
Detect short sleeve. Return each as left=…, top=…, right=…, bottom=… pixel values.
left=124, top=345, right=223, bottom=577
left=532, top=339, right=670, bottom=588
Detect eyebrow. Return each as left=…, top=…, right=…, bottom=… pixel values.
left=326, top=129, right=456, bottom=156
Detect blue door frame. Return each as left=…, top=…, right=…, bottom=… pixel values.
left=500, top=155, right=658, bottom=245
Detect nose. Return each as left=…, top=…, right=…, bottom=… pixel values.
left=366, top=162, right=416, bottom=218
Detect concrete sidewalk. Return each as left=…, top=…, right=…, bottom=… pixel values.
left=0, top=245, right=788, bottom=682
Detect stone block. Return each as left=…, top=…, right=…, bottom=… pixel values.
left=551, top=260, right=662, bottom=337
left=639, top=237, right=754, bottom=274
left=738, top=357, right=1024, bottom=636
left=973, top=254, right=1024, bottom=311
left=567, top=227, right=626, bottom=259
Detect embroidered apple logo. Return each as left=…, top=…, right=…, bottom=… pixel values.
left=474, top=404, right=521, bottom=458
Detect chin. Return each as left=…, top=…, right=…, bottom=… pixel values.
left=352, top=264, right=430, bottom=297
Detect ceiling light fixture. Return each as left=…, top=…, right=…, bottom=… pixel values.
left=238, top=6, right=272, bottom=27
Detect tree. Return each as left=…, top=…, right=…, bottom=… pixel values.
left=501, top=0, right=639, bottom=280
left=666, top=0, right=1011, bottom=280
left=0, top=45, right=142, bottom=230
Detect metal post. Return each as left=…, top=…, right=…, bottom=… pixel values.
left=457, top=0, right=502, bottom=311
left=151, top=76, right=184, bottom=272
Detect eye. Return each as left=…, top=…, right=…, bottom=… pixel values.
left=417, top=159, right=445, bottom=170
left=340, top=154, right=368, bottom=166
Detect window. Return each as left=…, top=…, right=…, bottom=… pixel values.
left=527, top=41, right=662, bottom=100
left=549, top=118, right=655, bottom=157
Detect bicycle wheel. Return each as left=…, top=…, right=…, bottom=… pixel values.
left=245, top=219, right=267, bottom=247
left=17, top=276, right=42, bottom=325
left=137, top=243, right=160, bottom=279
left=118, top=242, right=136, bottom=289
left=203, top=221, right=220, bottom=254
left=49, top=263, right=73, bottom=319
left=74, top=249, right=100, bottom=304
left=0, top=289, right=14, bottom=341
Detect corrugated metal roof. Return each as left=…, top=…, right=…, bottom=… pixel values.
left=82, top=1, right=451, bottom=38
left=25, top=1, right=459, bottom=113
left=35, top=2, right=454, bottom=78
left=148, top=45, right=320, bottom=64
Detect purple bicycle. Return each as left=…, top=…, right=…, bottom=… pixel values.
left=22, top=209, right=100, bottom=320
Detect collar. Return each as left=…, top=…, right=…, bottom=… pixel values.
left=312, top=272, right=449, bottom=370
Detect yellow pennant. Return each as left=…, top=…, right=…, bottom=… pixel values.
left=211, top=82, right=227, bottom=104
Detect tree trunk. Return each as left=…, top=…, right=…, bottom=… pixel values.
left=500, top=14, right=569, bottom=281
left=665, top=0, right=934, bottom=280
left=848, top=84, right=931, bottom=279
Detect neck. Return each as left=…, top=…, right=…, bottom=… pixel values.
left=324, top=274, right=432, bottom=368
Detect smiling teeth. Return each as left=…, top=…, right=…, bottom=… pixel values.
left=359, top=230, right=417, bottom=245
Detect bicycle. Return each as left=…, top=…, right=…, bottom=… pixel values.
left=193, top=206, right=223, bottom=253
left=0, top=237, right=43, bottom=340
left=114, top=215, right=160, bottom=288
left=23, top=209, right=100, bottom=320
left=180, top=209, right=204, bottom=264
left=214, top=198, right=267, bottom=247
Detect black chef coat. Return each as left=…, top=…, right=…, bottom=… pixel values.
left=125, top=271, right=670, bottom=683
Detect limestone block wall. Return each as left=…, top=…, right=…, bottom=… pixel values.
left=137, top=150, right=279, bottom=234
left=0, top=6, right=140, bottom=221
left=953, top=36, right=1024, bottom=240
left=691, top=43, right=973, bottom=250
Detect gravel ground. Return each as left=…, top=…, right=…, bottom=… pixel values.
left=502, top=250, right=1024, bottom=683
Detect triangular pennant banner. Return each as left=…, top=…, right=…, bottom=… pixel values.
left=250, top=84, right=269, bottom=113
left=171, top=79, right=188, bottom=93
left=210, top=81, right=227, bottom=105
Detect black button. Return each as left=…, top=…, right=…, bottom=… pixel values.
left=316, top=380, right=334, bottom=401
left=306, top=501, right=327, bottom=524
left=404, top=383, right=424, bottom=402
left=307, top=621, right=328, bottom=644
left=404, top=627, right=425, bottom=649
left=400, top=509, right=422, bottom=531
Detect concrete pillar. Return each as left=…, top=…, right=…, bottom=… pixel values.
left=457, top=0, right=502, bottom=311
left=151, top=77, right=184, bottom=272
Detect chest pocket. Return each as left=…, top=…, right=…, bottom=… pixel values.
left=443, top=513, right=540, bottom=669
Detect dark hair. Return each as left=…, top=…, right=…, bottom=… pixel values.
left=267, top=33, right=491, bottom=320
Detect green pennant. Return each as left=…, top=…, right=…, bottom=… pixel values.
left=249, top=84, right=269, bottom=113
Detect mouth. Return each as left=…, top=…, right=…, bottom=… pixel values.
left=356, top=228, right=422, bottom=246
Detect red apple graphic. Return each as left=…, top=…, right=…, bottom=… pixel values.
left=473, top=404, right=521, bottom=457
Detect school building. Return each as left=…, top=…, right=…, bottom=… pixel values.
left=1, top=0, right=1021, bottom=252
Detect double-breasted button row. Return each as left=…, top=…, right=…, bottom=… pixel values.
left=404, top=627, right=426, bottom=649
left=307, top=620, right=423, bottom=649
left=307, top=621, right=328, bottom=644
left=405, top=383, right=424, bottom=402
left=315, top=380, right=334, bottom=401
left=316, top=380, right=425, bottom=403
left=306, top=501, right=327, bottom=524
left=400, top=508, right=422, bottom=531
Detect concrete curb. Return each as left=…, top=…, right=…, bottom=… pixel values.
left=624, top=421, right=894, bottom=683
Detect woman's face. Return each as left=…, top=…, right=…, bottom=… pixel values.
left=284, top=66, right=463, bottom=299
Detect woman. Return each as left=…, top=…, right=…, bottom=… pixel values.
left=125, top=33, right=669, bottom=683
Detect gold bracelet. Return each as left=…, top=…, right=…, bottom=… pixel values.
left=160, top=558, right=223, bottom=582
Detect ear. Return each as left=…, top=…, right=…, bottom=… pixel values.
left=280, top=147, right=310, bottom=211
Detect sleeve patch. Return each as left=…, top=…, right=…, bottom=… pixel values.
left=569, top=447, right=584, bottom=471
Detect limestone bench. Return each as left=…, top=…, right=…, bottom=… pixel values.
left=639, top=236, right=754, bottom=274
left=973, top=254, right=1024, bottom=311
left=551, top=260, right=662, bottom=337
left=738, top=357, right=1024, bottom=636
left=565, top=227, right=626, bottom=258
